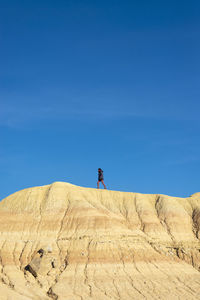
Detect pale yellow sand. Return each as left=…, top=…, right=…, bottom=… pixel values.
left=0, top=182, right=200, bottom=299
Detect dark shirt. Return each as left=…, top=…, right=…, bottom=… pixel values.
left=98, top=170, right=104, bottom=181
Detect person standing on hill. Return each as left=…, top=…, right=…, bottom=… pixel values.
left=97, top=168, right=107, bottom=189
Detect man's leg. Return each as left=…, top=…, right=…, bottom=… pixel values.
left=101, top=180, right=106, bottom=189
left=97, top=181, right=100, bottom=189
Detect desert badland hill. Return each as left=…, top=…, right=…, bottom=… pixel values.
left=0, top=182, right=200, bottom=299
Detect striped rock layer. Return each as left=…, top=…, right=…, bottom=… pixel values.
left=0, top=182, right=200, bottom=299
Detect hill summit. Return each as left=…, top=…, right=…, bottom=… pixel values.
left=0, top=182, right=200, bottom=299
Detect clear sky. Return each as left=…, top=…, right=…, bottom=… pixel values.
left=0, top=0, right=199, bottom=200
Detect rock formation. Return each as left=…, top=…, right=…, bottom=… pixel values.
left=0, top=182, right=200, bottom=299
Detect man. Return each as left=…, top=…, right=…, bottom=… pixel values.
left=97, top=168, right=106, bottom=189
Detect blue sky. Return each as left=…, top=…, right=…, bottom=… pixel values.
left=0, top=0, right=199, bottom=199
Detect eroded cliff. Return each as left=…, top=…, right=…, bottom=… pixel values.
left=0, top=182, right=200, bottom=299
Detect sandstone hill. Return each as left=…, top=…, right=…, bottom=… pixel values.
left=0, top=182, right=200, bottom=300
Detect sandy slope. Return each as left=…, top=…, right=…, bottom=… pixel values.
left=0, top=182, right=200, bottom=299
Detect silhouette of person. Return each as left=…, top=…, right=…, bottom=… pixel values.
left=97, top=168, right=106, bottom=189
